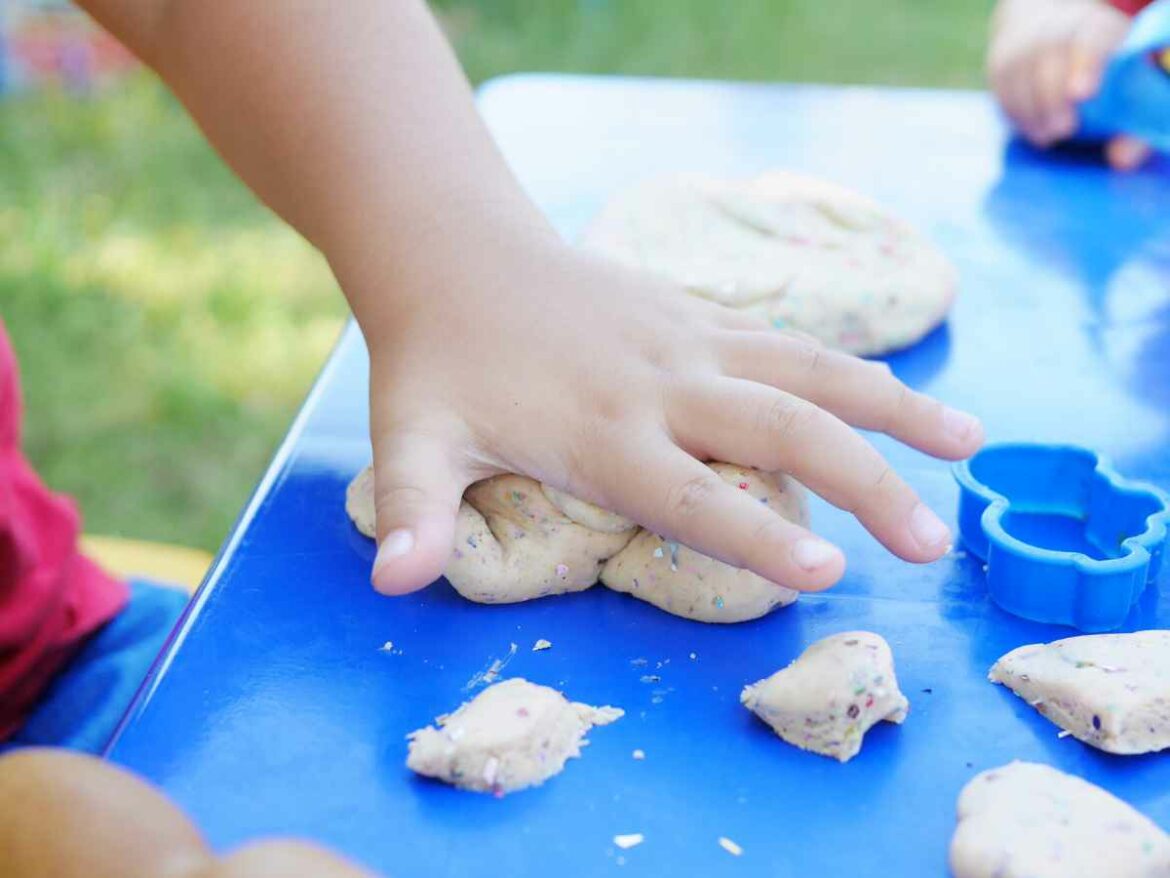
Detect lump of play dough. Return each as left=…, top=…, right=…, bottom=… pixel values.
left=406, top=678, right=623, bottom=794
left=600, top=464, right=807, bottom=622
left=582, top=171, right=957, bottom=355
left=989, top=630, right=1170, bottom=755
left=449, top=475, right=637, bottom=603
left=949, top=761, right=1170, bottom=878
left=345, top=465, right=377, bottom=538
left=345, top=462, right=809, bottom=623
left=741, top=631, right=909, bottom=762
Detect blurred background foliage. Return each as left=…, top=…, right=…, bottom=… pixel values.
left=0, top=0, right=989, bottom=551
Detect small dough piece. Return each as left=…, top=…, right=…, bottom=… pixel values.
left=582, top=171, right=957, bottom=355
left=741, top=631, right=909, bottom=762
left=345, top=465, right=377, bottom=538
left=600, top=465, right=807, bottom=622
left=949, top=761, right=1170, bottom=878
left=989, top=630, right=1170, bottom=755
left=406, top=678, right=623, bottom=794
left=448, top=475, right=637, bottom=603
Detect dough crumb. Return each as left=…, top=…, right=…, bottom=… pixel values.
left=532, top=638, right=552, bottom=651
left=379, top=641, right=394, bottom=652
left=718, top=837, right=743, bottom=857
left=406, top=678, right=622, bottom=794
left=741, top=631, right=908, bottom=762
left=613, top=833, right=644, bottom=850
left=949, top=761, right=1170, bottom=878
left=631, top=749, right=645, bottom=760
left=989, top=630, right=1170, bottom=754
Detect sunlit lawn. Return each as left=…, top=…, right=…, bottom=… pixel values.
left=2, top=1, right=988, bottom=552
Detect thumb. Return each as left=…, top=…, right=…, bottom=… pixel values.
left=1106, top=134, right=1152, bottom=172
left=369, top=427, right=468, bottom=595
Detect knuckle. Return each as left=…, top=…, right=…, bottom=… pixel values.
left=663, top=473, right=722, bottom=522
left=759, top=396, right=815, bottom=441
left=793, top=340, right=823, bottom=377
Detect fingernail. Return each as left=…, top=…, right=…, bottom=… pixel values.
left=372, top=528, right=414, bottom=581
left=793, top=538, right=839, bottom=571
left=942, top=406, right=980, bottom=442
left=910, top=503, right=950, bottom=550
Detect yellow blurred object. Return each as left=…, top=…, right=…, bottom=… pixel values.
left=81, top=535, right=212, bottom=594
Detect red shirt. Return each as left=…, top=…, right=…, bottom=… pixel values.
left=1111, top=0, right=1152, bottom=14
left=0, top=321, right=127, bottom=739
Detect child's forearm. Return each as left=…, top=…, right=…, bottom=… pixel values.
left=76, top=0, right=549, bottom=329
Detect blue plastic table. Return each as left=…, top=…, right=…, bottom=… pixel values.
left=108, top=76, right=1170, bottom=877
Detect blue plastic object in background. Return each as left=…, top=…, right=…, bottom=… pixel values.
left=1079, top=0, right=1170, bottom=150
left=955, top=444, right=1169, bottom=632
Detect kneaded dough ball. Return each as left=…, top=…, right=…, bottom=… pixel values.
left=345, top=465, right=377, bottom=538
left=449, top=474, right=637, bottom=603
left=406, top=678, right=623, bottom=794
left=950, top=761, right=1170, bottom=878
left=989, top=630, right=1170, bottom=755
left=600, top=464, right=807, bottom=623
left=582, top=171, right=957, bottom=355
left=741, top=631, right=909, bottom=762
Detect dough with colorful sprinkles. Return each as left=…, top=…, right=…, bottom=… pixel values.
left=447, top=474, right=637, bottom=603
left=406, top=678, right=623, bottom=794
left=600, top=464, right=806, bottom=622
left=989, top=630, right=1170, bottom=755
left=345, top=463, right=809, bottom=623
left=949, top=761, right=1170, bottom=878
left=741, top=631, right=909, bottom=762
left=581, top=171, right=957, bottom=355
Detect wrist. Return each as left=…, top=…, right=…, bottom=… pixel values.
left=330, top=194, right=562, bottom=344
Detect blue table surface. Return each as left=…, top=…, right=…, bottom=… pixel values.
left=108, top=76, right=1170, bottom=877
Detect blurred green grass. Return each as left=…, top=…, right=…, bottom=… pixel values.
left=2, top=1, right=990, bottom=552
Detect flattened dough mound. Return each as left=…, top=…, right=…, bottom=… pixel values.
left=741, top=631, right=908, bottom=762
left=950, top=761, right=1170, bottom=878
left=345, top=463, right=808, bottom=623
left=600, top=464, right=805, bottom=622
left=582, top=171, right=957, bottom=355
left=990, top=630, right=1170, bottom=755
left=406, top=678, right=623, bottom=793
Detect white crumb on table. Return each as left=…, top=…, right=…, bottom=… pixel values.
left=379, top=641, right=394, bottom=652
left=632, top=749, right=645, bottom=760
left=614, top=833, right=644, bottom=850
left=718, top=837, right=744, bottom=856
left=532, top=638, right=552, bottom=651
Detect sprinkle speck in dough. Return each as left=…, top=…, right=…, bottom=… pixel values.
left=741, top=631, right=908, bottom=762
left=949, top=761, right=1170, bottom=878
left=989, top=630, right=1170, bottom=755
left=406, top=678, right=622, bottom=794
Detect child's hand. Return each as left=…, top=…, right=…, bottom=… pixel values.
left=355, top=227, right=983, bottom=596
left=988, top=0, right=1152, bottom=170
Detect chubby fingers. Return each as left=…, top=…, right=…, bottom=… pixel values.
left=599, top=439, right=845, bottom=591
left=717, top=331, right=983, bottom=460
left=670, top=377, right=954, bottom=563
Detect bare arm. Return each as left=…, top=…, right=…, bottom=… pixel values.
left=77, top=0, right=549, bottom=326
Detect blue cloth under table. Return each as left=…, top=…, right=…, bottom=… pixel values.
left=106, top=76, right=1170, bottom=877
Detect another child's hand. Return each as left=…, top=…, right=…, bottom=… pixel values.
left=353, top=227, right=983, bottom=596
left=988, top=0, right=1151, bottom=170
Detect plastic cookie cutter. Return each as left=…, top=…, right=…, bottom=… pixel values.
left=953, top=443, right=1170, bottom=632
left=1076, top=0, right=1170, bottom=152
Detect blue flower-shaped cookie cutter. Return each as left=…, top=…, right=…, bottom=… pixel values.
left=953, top=443, right=1170, bottom=632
